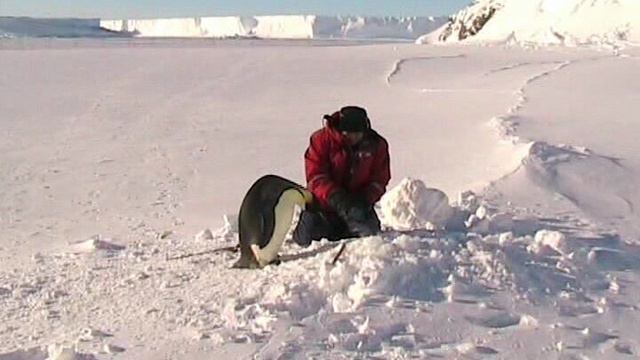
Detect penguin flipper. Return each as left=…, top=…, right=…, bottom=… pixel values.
left=259, top=206, right=276, bottom=249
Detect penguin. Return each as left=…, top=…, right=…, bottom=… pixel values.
left=232, top=174, right=314, bottom=269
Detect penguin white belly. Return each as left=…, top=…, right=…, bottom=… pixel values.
left=251, top=188, right=306, bottom=267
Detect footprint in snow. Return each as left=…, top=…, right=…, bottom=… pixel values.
left=464, top=312, right=521, bottom=329
left=557, top=303, right=599, bottom=318
left=615, top=342, right=634, bottom=355
left=588, top=247, right=638, bottom=271
left=456, top=342, right=500, bottom=355
left=578, top=328, right=618, bottom=350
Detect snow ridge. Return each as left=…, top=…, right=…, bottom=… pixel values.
left=419, top=0, right=504, bottom=43
left=385, top=54, right=464, bottom=85
left=488, top=58, right=580, bottom=172
left=485, top=53, right=638, bottom=239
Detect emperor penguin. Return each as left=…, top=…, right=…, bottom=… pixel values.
left=232, top=174, right=314, bottom=269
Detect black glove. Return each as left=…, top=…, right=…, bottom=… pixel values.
left=328, top=190, right=365, bottom=216
left=329, top=190, right=379, bottom=236
left=346, top=218, right=377, bottom=237
left=328, top=190, right=354, bottom=218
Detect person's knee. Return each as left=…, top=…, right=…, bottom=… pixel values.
left=368, top=209, right=381, bottom=231
left=293, top=210, right=332, bottom=246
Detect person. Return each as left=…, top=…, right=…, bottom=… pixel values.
left=293, top=105, right=391, bottom=247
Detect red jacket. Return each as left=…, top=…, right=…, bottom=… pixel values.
left=305, top=112, right=391, bottom=210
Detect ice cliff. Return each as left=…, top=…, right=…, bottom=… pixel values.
left=99, top=15, right=447, bottom=40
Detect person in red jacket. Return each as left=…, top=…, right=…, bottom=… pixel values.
left=293, top=106, right=391, bottom=247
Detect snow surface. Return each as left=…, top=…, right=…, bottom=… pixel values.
left=1, top=38, right=640, bottom=359
left=418, top=0, right=640, bottom=47
left=99, top=15, right=446, bottom=40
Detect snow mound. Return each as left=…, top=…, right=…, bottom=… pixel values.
left=69, top=236, right=125, bottom=253
left=2, top=209, right=635, bottom=356
left=418, top=0, right=640, bottom=47
left=528, top=229, right=569, bottom=256
left=378, top=177, right=536, bottom=235
left=321, top=236, right=452, bottom=311
left=100, top=15, right=447, bottom=40
left=255, top=221, right=636, bottom=328
left=379, top=178, right=455, bottom=230
left=212, top=214, right=238, bottom=240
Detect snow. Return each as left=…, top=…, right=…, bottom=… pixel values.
left=99, top=15, right=446, bottom=40
left=379, top=178, right=455, bottom=230
left=2, top=31, right=640, bottom=359
left=418, top=0, right=640, bottom=47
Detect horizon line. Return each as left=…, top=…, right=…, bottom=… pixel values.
left=0, top=12, right=454, bottom=20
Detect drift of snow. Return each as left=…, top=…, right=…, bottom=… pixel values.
left=418, top=0, right=640, bottom=47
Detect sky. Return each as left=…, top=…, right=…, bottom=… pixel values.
left=0, top=0, right=470, bottom=18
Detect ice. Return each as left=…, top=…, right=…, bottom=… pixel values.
left=99, top=15, right=446, bottom=40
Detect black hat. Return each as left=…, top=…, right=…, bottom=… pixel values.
left=338, top=106, right=370, bottom=132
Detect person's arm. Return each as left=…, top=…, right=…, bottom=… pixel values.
left=363, top=137, right=391, bottom=204
left=305, top=132, right=340, bottom=208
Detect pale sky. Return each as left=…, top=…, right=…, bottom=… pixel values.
left=0, top=0, right=470, bottom=18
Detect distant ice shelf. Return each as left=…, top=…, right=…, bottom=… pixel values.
left=99, top=15, right=447, bottom=40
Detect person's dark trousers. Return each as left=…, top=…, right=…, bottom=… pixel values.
left=292, top=207, right=381, bottom=247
